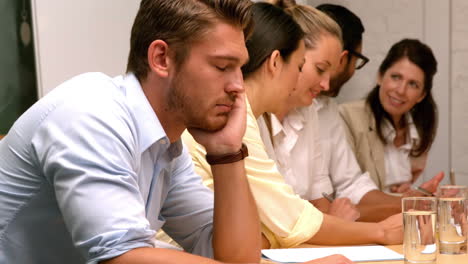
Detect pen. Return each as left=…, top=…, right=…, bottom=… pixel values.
left=322, top=192, right=334, bottom=202
left=415, top=186, right=435, bottom=196
left=450, top=169, right=456, bottom=185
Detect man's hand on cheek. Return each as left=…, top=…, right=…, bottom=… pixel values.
left=188, top=93, right=247, bottom=155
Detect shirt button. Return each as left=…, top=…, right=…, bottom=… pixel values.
left=160, top=139, right=167, bottom=145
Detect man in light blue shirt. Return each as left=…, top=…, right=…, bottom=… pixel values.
left=0, top=0, right=262, bottom=263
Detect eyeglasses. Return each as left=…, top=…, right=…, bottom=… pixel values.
left=348, top=50, right=369, bottom=70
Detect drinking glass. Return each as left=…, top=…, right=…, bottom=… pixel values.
left=402, top=197, right=437, bottom=264
left=437, top=185, right=467, bottom=254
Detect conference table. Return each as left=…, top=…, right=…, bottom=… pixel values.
left=260, top=244, right=468, bottom=263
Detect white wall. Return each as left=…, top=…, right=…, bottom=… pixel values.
left=451, top=0, right=468, bottom=184
left=31, top=0, right=140, bottom=97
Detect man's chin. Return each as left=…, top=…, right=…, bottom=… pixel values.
left=187, top=118, right=228, bottom=132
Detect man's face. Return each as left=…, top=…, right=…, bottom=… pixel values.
left=325, top=42, right=363, bottom=97
left=168, top=22, right=248, bottom=131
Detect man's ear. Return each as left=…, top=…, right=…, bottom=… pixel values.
left=267, top=50, right=282, bottom=76
left=147, top=40, right=171, bottom=78
left=339, top=50, right=349, bottom=68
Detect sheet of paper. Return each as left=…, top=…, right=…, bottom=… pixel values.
left=262, top=245, right=404, bottom=263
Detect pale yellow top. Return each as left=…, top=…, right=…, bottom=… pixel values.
left=182, top=99, right=323, bottom=248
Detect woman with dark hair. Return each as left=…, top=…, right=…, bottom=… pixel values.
left=184, top=1, right=402, bottom=255
left=340, top=38, right=438, bottom=193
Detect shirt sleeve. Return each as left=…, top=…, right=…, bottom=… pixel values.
left=182, top=104, right=323, bottom=249
left=301, top=106, right=334, bottom=200
left=32, top=101, right=155, bottom=264
left=159, top=147, right=214, bottom=257
left=325, top=101, right=377, bottom=204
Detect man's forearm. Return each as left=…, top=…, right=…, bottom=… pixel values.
left=309, top=198, right=330, bottom=213
left=359, top=190, right=401, bottom=205
left=357, top=190, right=401, bottom=222
left=211, top=160, right=261, bottom=263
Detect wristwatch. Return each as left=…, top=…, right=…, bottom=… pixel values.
left=206, top=143, right=249, bottom=165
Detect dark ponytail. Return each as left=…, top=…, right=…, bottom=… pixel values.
left=241, top=2, right=304, bottom=78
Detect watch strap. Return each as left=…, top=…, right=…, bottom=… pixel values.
left=206, top=143, right=249, bottom=165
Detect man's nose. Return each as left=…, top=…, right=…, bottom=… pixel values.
left=226, top=70, right=245, bottom=93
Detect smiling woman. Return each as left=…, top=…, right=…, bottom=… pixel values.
left=339, top=38, right=438, bottom=193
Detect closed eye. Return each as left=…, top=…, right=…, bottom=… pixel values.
left=316, top=66, right=325, bottom=75
left=217, top=67, right=226, bottom=72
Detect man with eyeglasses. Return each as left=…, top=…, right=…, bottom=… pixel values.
left=309, top=4, right=444, bottom=222
left=317, top=4, right=369, bottom=98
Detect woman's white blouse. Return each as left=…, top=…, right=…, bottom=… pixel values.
left=381, top=114, right=420, bottom=190
left=258, top=105, right=329, bottom=200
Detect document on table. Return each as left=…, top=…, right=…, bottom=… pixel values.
left=262, top=245, right=404, bottom=263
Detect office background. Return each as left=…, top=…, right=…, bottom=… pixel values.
left=2, top=0, right=465, bottom=185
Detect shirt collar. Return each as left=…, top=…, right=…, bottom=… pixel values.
left=270, top=114, right=284, bottom=137
left=382, top=113, right=419, bottom=150
left=285, top=108, right=306, bottom=131
left=118, top=73, right=180, bottom=156
left=269, top=108, right=306, bottom=137
left=381, top=118, right=395, bottom=142
left=314, top=96, right=328, bottom=111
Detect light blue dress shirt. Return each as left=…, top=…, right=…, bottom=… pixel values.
left=0, top=73, right=215, bottom=264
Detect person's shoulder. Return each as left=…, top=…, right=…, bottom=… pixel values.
left=339, top=100, right=371, bottom=129
left=67, top=72, right=126, bottom=104
left=15, top=73, right=128, bottom=135
left=45, top=72, right=124, bottom=104
left=339, top=99, right=366, bottom=112
left=57, top=72, right=118, bottom=92
left=40, top=73, right=133, bottom=130
left=339, top=99, right=370, bottom=118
